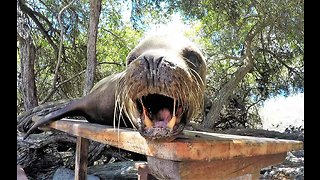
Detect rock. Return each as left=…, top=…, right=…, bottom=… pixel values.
left=291, top=150, right=304, bottom=158
left=260, top=150, right=304, bottom=179
left=53, top=167, right=100, bottom=180
left=88, top=161, right=146, bottom=179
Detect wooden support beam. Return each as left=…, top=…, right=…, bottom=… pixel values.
left=75, top=137, right=89, bottom=180
left=147, top=153, right=286, bottom=180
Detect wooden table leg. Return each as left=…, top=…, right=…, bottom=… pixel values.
left=75, top=137, right=89, bottom=180
left=136, top=162, right=158, bottom=180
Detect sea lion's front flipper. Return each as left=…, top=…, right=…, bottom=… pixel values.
left=23, top=100, right=84, bottom=140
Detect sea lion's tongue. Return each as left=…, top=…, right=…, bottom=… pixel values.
left=154, top=108, right=172, bottom=128
left=143, top=103, right=177, bottom=129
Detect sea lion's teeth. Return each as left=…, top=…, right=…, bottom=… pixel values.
left=167, top=116, right=176, bottom=129
left=167, top=99, right=177, bottom=129
left=143, top=107, right=153, bottom=128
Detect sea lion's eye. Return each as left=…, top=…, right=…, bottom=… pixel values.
left=127, top=54, right=138, bottom=65
left=183, top=50, right=202, bottom=68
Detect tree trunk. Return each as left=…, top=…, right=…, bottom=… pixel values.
left=202, top=64, right=253, bottom=129
left=83, top=0, right=102, bottom=95
left=17, top=1, right=38, bottom=111
left=202, top=23, right=266, bottom=129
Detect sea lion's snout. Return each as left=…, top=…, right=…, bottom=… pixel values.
left=122, top=51, right=191, bottom=139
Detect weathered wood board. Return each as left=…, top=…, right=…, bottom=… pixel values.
left=47, top=119, right=303, bottom=162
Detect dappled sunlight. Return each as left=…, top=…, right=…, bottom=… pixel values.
left=146, top=13, right=189, bottom=35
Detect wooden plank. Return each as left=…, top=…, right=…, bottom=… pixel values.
left=147, top=153, right=286, bottom=180
left=75, top=137, right=89, bottom=180
left=48, top=119, right=303, bottom=161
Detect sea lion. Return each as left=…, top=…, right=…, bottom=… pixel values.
left=23, top=34, right=206, bottom=140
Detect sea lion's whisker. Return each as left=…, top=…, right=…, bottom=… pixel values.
left=114, top=91, right=122, bottom=129
left=123, top=87, right=137, bottom=129
left=189, top=68, right=205, bottom=89
left=183, top=57, right=197, bottom=69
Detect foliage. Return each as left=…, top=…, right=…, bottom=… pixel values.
left=178, top=0, right=303, bottom=94
left=169, top=0, right=304, bottom=127
left=17, top=0, right=142, bottom=114
left=130, top=0, right=175, bottom=30
left=17, top=0, right=304, bottom=129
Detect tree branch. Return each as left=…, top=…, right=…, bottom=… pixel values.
left=244, top=21, right=267, bottom=67
left=246, top=98, right=264, bottom=112
left=203, top=22, right=267, bottom=129
left=19, top=0, right=59, bottom=54
left=98, top=61, right=123, bottom=67
left=40, top=70, right=84, bottom=104
left=102, top=28, right=131, bottom=51
left=32, top=10, right=60, bottom=36
left=220, top=54, right=243, bottom=61
left=257, top=48, right=303, bottom=80
left=40, top=0, right=77, bottom=104
left=52, top=0, right=77, bottom=89
left=40, top=60, right=122, bottom=104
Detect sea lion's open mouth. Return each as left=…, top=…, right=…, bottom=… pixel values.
left=135, top=94, right=187, bottom=139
